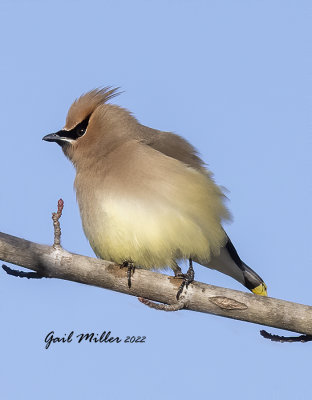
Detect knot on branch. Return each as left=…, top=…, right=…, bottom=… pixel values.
left=209, top=296, right=248, bottom=310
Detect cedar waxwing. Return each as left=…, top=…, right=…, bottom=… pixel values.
left=43, top=87, right=267, bottom=297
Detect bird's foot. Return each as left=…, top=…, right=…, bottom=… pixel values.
left=175, top=258, right=194, bottom=300
left=120, top=260, right=135, bottom=288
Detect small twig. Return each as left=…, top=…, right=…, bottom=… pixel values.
left=138, top=297, right=186, bottom=311
left=1, top=199, right=64, bottom=280
left=52, top=198, right=64, bottom=247
left=260, top=330, right=312, bottom=343
left=2, top=264, right=44, bottom=279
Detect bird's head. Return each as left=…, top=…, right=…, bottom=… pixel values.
left=42, top=87, right=125, bottom=165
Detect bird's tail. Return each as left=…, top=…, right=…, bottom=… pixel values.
left=197, top=237, right=267, bottom=296
left=241, top=262, right=267, bottom=296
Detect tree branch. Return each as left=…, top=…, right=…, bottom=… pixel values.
left=1, top=231, right=312, bottom=335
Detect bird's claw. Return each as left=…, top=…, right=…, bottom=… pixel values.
left=175, top=259, right=194, bottom=300
left=120, top=260, right=135, bottom=288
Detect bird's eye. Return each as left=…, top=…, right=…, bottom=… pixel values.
left=75, top=115, right=91, bottom=139
left=77, top=127, right=86, bottom=137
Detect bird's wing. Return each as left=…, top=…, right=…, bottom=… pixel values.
left=141, top=129, right=206, bottom=172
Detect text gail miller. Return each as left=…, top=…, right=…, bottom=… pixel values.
left=45, top=331, right=146, bottom=349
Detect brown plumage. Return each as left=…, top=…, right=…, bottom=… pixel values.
left=43, top=87, right=267, bottom=296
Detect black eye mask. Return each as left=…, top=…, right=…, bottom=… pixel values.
left=42, top=114, right=91, bottom=145
left=59, top=115, right=91, bottom=140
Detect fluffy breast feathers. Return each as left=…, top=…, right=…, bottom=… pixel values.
left=74, top=140, right=230, bottom=269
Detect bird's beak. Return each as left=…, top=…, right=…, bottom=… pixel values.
left=42, top=130, right=71, bottom=146
left=42, top=132, right=62, bottom=142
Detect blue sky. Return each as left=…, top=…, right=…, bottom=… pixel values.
left=0, top=1, right=311, bottom=399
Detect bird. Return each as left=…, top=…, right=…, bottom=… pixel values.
left=42, top=87, right=267, bottom=297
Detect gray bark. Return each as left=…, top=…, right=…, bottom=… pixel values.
left=1, top=231, right=311, bottom=335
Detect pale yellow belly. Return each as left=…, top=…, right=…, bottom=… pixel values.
left=78, top=194, right=225, bottom=269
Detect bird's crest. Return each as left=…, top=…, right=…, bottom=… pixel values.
left=65, top=87, right=120, bottom=130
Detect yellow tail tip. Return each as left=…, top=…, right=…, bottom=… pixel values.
left=252, top=283, right=268, bottom=296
